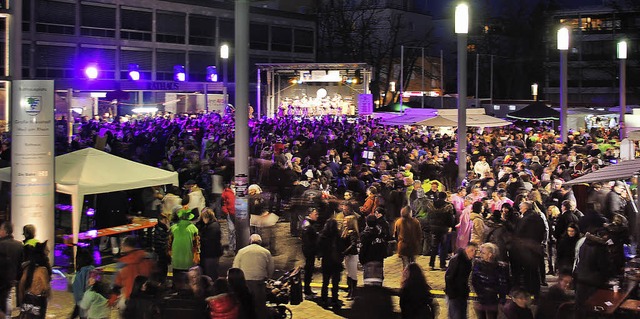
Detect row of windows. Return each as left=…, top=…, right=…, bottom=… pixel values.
left=21, top=44, right=311, bottom=82
left=21, top=0, right=314, bottom=53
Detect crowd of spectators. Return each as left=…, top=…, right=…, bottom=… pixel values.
left=0, top=110, right=637, bottom=318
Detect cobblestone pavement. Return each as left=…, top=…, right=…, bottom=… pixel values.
left=43, top=220, right=555, bottom=319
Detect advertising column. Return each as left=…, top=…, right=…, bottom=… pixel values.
left=11, top=80, right=55, bottom=260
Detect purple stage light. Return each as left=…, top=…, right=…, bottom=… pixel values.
left=86, top=208, right=95, bottom=216
left=85, top=65, right=99, bottom=79
left=206, top=66, right=218, bottom=82
left=174, top=65, right=186, bottom=82
left=128, top=64, right=140, bottom=81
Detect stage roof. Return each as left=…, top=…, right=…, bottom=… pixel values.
left=255, top=63, right=371, bottom=73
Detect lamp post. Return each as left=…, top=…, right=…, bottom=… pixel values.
left=400, top=45, right=404, bottom=114
left=618, top=40, right=627, bottom=139
left=220, top=44, right=229, bottom=111
left=558, top=27, right=569, bottom=143
left=456, top=3, right=468, bottom=186
left=531, top=83, right=538, bottom=101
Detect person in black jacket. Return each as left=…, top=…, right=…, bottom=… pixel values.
left=0, top=222, right=24, bottom=315
left=400, top=263, right=438, bottom=319
left=317, top=219, right=344, bottom=309
left=427, top=192, right=455, bottom=270
left=445, top=242, right=477, bottom=319
left=554, top=200, right=580, bottom=242
left=574, top=230, right=611, bottom=314
left=471, top=243, right=509, bottom=319
left=197, top=208, right=223, bottom=280
left=359, top=215, right=388, bottom=267
left=511, top=201, right=546, bottom=298
left=152, top=213, right=171, bottom=282
left=555, top=223, right=581, bottom=273
left=300, top=207, right=320, bottom=296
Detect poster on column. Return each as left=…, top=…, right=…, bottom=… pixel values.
left=11, top=80, right=55, bottom=259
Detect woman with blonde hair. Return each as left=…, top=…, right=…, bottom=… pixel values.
left=341, top=215, right=360, bottom=299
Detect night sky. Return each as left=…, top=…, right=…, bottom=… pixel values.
left=428, top=0, right=615, bottom=19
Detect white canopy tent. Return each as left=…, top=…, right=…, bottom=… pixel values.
left=0, top=148, right=179, bottom=250
left=380, top=108, right=511, bottom=127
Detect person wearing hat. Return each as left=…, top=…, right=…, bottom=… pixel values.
left=169, top=207, right=200, bottom=287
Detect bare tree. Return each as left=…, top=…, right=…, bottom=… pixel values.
left=316, top=0, right=434, bottom=106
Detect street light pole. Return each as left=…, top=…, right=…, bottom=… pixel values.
left=618, top=40, right=627, bottom=139
left=400, top=45, right=404, bottom=114
left=558, top=27, right=569, bottom=143
left=234, top=0, right=251, bottom=250
left=456, top=3, right=468, bottom=186
left=220, top=44, right=229, bottom=111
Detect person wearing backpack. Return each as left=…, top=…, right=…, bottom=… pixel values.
left=359, top=215, right=388, bottom=269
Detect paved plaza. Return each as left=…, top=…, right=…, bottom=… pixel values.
left=40, top=220, right=555, bottom=319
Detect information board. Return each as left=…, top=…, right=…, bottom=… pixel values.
left=11, top=80, right=55, bottom=257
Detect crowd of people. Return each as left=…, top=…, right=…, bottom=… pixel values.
left=0, top=111, right=637, bottom=319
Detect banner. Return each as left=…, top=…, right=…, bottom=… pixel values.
left=358, top=93, right=373, bottom=115
left=11, top=80, right=55, bottom=257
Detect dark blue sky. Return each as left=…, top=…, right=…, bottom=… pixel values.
left=428, top=0, right=614, bottom=19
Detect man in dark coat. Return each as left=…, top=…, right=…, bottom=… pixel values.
left=604, top=181, right=627, bottom=220
left=0, top=222, right=24, bottom=314
left=554, top=200, right=580, bottom=241
left=427, top=192, right=455, bottom=270
left=574, top=230, right=611, bottom=314
left=300, top=207, right=320, bottom=296
left=445, top=242, right=478, bottom=319
left=359, top=215, right=388, bottom=266
left=512, top=201, right=546, bottom=297
left=535, top=271, right=574, bottom=319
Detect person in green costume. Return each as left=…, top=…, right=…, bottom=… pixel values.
left=169, top=207, right=200, bottom=288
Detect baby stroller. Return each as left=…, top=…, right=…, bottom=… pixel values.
left=265, top=267, right=302, bottom=319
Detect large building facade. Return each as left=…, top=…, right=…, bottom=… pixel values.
left=543, top=4, right=640, bottom=106
left=0, top=0, right=316, bottom=116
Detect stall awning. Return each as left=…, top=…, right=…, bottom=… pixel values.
left=382, top=109, right=511, bottom=127
left=564, top=158, right=640, bottom=185
left=415, top=115, right=458, bottom=126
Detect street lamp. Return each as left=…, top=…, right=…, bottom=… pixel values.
left=558, top=27, right=569, bottom=143
left=455, top=3, right=468, bottom=186
left=220, top=44, right=229, bottom=110
left=618, top=40, right=627, bottom=139
left=531, top=83, right=538, bottom=101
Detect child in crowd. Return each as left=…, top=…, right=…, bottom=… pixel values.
left=79, top=269, right=110, bottom=319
